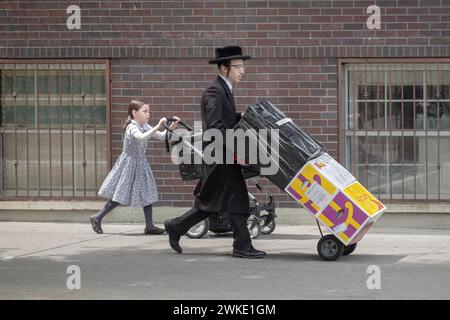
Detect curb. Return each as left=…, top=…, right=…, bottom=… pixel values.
left=1, top=206, right=450, bottom=229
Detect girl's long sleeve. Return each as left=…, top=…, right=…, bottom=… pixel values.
left=128, top=125, right=167, bottom=141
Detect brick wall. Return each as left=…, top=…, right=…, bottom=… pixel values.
left=1, top=0, right=450, bottom=206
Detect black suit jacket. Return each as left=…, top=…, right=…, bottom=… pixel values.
left=193, top=76, right=249, bottom=214
left=200, top=76, right=241, bottom=136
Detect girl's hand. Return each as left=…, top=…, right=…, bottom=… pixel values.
left=170, top=116, right=181, bottom=129
left=158, top=117, right=167, bottom=129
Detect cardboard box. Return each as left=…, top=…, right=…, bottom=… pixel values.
left=285, top=153, right=385, bottom=245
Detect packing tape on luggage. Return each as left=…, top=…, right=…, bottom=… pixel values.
left=275, top=118, right=292, bottom=126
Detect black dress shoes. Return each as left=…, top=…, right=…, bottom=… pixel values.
left=164, top=220, right=182, bottom=254
left=232, top=247, right=266, bottom=259
left=89, top=215, right=103, bottom=234
left=144, top=226, right=166, bottom=235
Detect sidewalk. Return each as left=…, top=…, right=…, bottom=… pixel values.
left=1, top=221, right=449, bottom=299
left=2, top=205, right=450, bottom=229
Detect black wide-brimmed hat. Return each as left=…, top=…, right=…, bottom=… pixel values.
left=208, top=45, right=251, bottom=64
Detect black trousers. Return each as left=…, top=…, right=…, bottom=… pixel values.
left=173, top=207, right=252, bottom=251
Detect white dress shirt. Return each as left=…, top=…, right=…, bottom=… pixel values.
left=219, top=74, right=233, bottom=93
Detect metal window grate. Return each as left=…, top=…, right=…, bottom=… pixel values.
left=340, top=59, right=450, bottom=202
left=0, top=60, right=111, bottom=199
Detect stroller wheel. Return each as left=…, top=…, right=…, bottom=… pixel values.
left=247, top=218, right=261, bottom=239
left=317, top=235, right=344, bottom=261
left=260, top=214, right=276, bottom=234
left=185, top=219, right=210, bottom=239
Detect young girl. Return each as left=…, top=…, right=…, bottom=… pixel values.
left=90, top=98, right=179, bottom=235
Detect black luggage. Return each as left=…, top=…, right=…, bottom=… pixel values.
left=232, top=99, right=325, bottom=189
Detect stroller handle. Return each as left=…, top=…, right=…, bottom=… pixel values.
left=163, top=117, right=198, bottom=154
left=162, top=117, right=193, bottom=132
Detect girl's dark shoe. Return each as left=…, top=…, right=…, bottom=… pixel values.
left=89, top=215, right=103, bottom=234
left=144, top=226, right=166, bottom=235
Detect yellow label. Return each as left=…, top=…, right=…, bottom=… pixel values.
left=344, top=201, right=361, bottom=229
left=295, top=164, right=337, bottom=197
left=343, top=182, right=385, bottom=217
left=286, top=164, right=338, bottom=214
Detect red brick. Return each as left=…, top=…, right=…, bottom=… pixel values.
left=2, top=0, right=449, bottom=205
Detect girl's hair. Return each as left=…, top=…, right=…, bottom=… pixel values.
left=122, top=98, right=149, bottom=133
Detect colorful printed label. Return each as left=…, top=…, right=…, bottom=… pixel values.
left=310, top=153, right=356, bottom=189
left=319, top=191, right=371, bottom=245
left=344, top=182, right=385, bottom=217
left=285, top=163, right=337, bottom=215
left=285, top=153, right=386, bottom=245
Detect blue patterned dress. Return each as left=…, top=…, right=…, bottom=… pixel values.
left=98, top=120, right=166, bottom=207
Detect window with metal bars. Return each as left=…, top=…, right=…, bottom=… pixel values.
left=343, top=61, right=450, bottom=201
left=0, top=61, right=110, bottom=199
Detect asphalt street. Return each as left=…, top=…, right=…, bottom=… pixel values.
left=1, top=221, right=449, bottom=300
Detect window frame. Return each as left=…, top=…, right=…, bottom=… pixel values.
left=339, top=58, right=450, bottom=203
left=0, top=59, right=111, bottom=200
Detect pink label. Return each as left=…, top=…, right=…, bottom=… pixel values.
left=321, top=191, right=370, bottom=241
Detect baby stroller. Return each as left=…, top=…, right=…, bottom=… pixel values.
left=163, top=118, right=277, bottom=240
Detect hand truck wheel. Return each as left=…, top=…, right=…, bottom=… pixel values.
left=317, top=235, right=344, bottom=261
left=343, top=243, right=357, bottom=256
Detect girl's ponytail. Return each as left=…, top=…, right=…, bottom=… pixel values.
left=122, top=115, right=132, bottom=134
left=123, top=98, right=149, bottom=135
